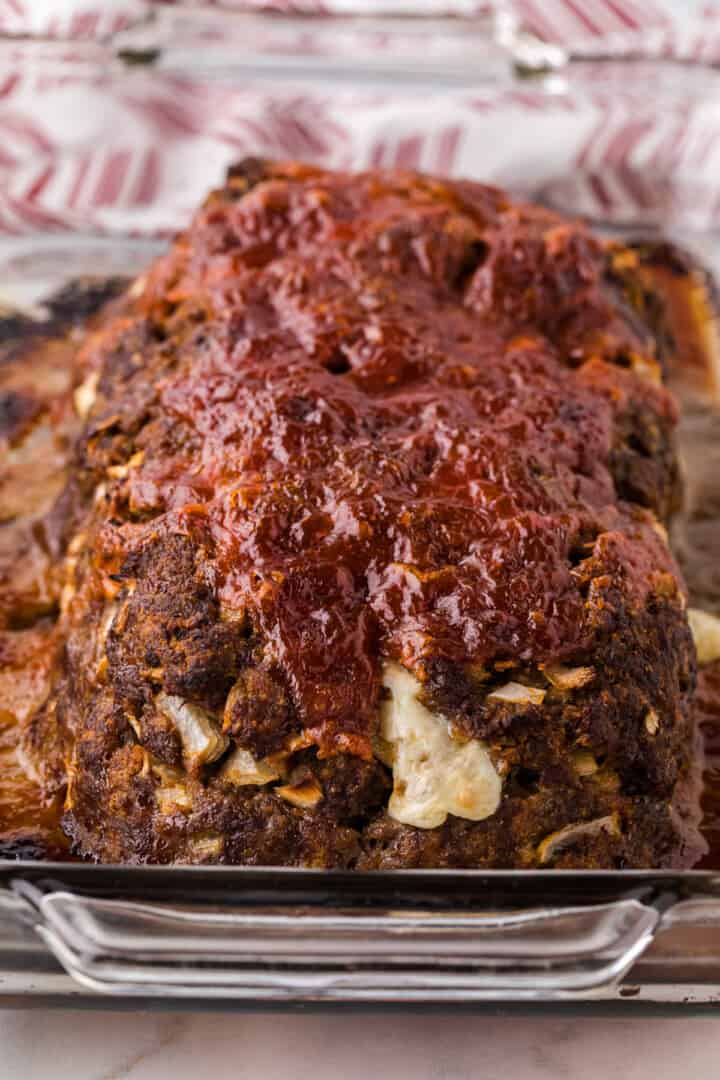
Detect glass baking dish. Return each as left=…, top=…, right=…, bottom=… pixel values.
left=0, top=223, right=719, bottom=1011
left=3, top=863, right=720, bottom=1009
left=112, top=3, right=517, bottom=88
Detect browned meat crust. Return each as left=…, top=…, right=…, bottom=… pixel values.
left=3, top=163, right=707, bottom=868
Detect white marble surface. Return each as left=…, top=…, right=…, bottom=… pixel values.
left=2, top=1008, right=720, bottom=1079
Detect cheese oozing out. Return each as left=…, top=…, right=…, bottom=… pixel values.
left=380, top=662, right=502, bottom=830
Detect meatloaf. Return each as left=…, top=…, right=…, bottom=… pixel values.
left=1, top=160, right=710, bottom=868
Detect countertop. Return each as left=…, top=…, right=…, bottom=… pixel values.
left=3, top=1008, right=720, bottom=1079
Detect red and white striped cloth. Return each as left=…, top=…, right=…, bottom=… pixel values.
left=0, top=1, right=495, bottom=39
left=515, top=0, right=670, bottom=43
left=514, top=0, right=720, bottom=64
left=0, top=1, right=145, bottom=39
left=0, top=0, right=718, bottom=235
left=0, top=1, right=713, bottom=48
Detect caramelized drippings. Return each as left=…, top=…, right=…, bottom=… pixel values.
left=0, top=279, right=127, bottom=860
left=0, top=619, right=67, bottom=858
left=673, top=398, right=720, bottom=868
left=697, top=664, right=720, bottom=868
left=0, top=708, right=65, bottom=858
left=657, top=254, right=720, bottom=868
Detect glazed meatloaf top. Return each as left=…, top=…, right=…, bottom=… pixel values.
left=12, top=160, right=707, bottom=867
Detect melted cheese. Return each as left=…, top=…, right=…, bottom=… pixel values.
left=380, top=663, right=502, bottom=830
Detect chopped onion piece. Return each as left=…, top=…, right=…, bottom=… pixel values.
left=221, top=746, right=280, bottom=787
left=571, top=750, right=598, bottom=776
left=189, top=833, right=224, bottom=859
left=543, top=665, right=595, bottom=691
left=151, top=761, right=193, bottom=813
left=156, top=693, right=228, bottom=769
left=275, top=778, right=323, bottom=808
left=487, top=681, right=545, bottom=705
left=538, top=814, right=620, bottom=864
left=73, top=371, right=99, bottom=418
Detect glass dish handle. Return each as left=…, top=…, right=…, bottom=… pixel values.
left=11, top=879, right=663, bottom=1002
